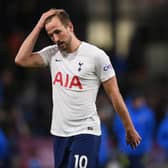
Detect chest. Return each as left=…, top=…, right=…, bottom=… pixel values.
left=50, top=54, right=95, bottom=77
left=50, top=53, right=96, bottom=90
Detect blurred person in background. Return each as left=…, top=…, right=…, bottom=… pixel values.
left=113, top=91, right=155, bottom=168
left=98, top=111, right=111, bottom=168
left=157, top=105, right=168, bottom=161
left=0, top=128, right=10, bottom=168
left=15, top=8, right=141, bottom=168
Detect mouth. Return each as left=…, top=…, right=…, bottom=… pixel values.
left=58, top=42, right=65, bottom=47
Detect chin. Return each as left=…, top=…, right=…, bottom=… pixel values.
left=59, top=47, right=67, bottom=52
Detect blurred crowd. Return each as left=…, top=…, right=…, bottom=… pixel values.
left=0, top=0, right=168, bottom=168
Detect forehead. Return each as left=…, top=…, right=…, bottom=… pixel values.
left=45, top=16, right=64, bottom=32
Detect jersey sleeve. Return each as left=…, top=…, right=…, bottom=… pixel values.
left=95, top=50, right=115, bottom=82
left=37, top=44, right=58, bottom=66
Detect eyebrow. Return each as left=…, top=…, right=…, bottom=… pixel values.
left=48, top=29, right=62, bottom=37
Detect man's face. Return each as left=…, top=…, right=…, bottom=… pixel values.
left=45, top=16, right=73, bottom=52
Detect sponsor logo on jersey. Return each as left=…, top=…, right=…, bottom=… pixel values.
left=53, top=71, right=83, bottom=89
left=103, top=64, right=112, bottom=71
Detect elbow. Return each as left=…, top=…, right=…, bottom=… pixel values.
left=15, top=56, right=24, bottom=66
left=15, top=56, right=20, bottom=65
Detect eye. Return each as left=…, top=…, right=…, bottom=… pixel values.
left=53, top=30, right=61, bottom=35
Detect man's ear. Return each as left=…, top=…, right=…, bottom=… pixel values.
left=67, top=22, right=74, bottom=32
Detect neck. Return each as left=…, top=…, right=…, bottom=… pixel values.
left=68, top=35, right=81, bottom=53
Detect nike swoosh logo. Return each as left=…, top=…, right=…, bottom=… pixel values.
left=55, top=59, right=62, bottom=62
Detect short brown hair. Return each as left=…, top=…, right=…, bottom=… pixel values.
left=45, top=9, right=71, bottom=27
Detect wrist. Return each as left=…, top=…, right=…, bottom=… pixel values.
left=34, top=24, right=43, bottom=33
left=124, top=124, right=135, bottom=132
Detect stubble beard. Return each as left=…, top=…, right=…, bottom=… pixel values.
left=59, top=35, right=72, bottom=52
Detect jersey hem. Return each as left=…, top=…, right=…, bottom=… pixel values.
left=50, top=130, right=101, bottom=137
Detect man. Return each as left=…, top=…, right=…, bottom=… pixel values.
left=15, top=9, right=141, bottom=168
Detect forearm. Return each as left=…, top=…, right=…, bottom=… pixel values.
left=15, top=25, right=41, bottom=63
left=103, top=78, right=141, bottom=148
left=111, top=92, right=134, bottom=131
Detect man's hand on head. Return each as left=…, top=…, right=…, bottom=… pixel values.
left=36, top=9, right=57, bottom=31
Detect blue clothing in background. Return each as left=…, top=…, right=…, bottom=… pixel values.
left=157, top=115, right=168, bottom=150
left=113, top=98, right=155, bottom=155
left=99, top=123, right=110, bottom=167
left=0, top=129, right=9, bottom=161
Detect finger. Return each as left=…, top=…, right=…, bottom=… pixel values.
left=127, top=135, right=141, bottom=145
left=136, top=140, right=141, bottom=146
left=130, top=142, right=137, bottom=149
left=43, top=10, right=57, bottom=19
left=127, top=139, right=140, bottom=149
left=132, top=140, right=141, bottom=149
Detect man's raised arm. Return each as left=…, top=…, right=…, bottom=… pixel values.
left=15, top=9, right=57, bottom=68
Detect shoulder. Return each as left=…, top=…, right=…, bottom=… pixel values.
left=42, top=44, right=58, bottom=50
left=39, top=44, right=58, bottom=56
left=81, top=42, right=110, bottom=66
left=81, top=42, right=107, bottom=56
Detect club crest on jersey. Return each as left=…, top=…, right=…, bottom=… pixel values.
left=53, top=71, right=83, bottom=89
left=103, top=64, right=112, bottom=71
left=78, top=62, right=84, bottom=71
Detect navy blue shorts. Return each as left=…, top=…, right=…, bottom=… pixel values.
left=53, top=134, right=101, bottom=168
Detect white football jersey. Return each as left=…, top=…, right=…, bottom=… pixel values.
left=38, top=42, right=115, bottom=137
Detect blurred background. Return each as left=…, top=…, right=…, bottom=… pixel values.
left=0, top=0, right=168, bottom=168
